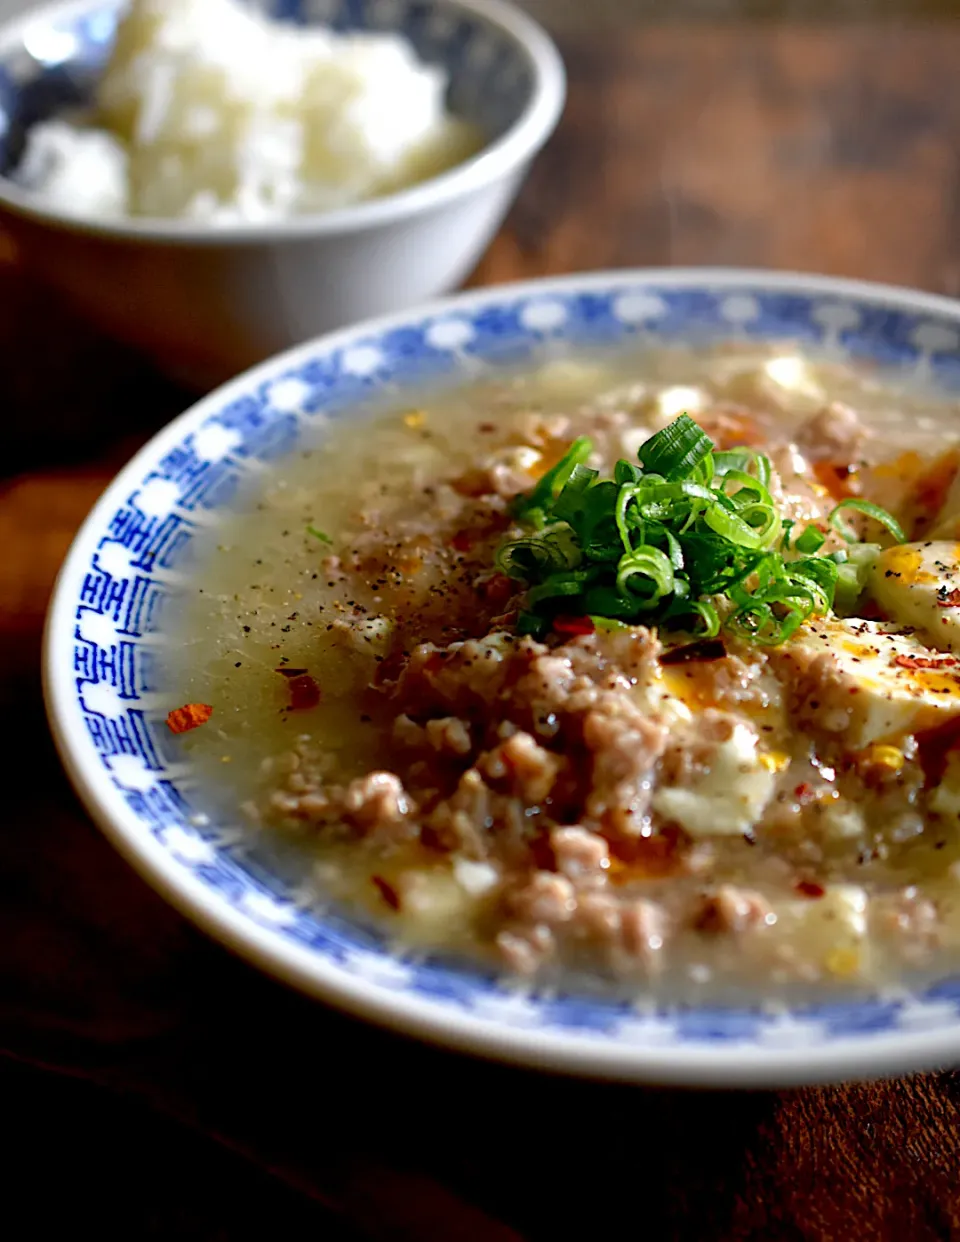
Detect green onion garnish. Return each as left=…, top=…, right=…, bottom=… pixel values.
left=512, top=435, right=593, bottom=526
left=307, top=525, right=333, bottom=544
left=497, top=413, right=901, bottom=645
left=794, top=524, right=827, bottom=555
left=832, top=542, right=882, bottom=615
left=828, top=498, right=906, bottom=544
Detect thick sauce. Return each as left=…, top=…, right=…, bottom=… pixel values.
left=166, top=342, right=960, bottom=1001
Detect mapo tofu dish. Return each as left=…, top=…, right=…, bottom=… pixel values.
left=170, top=345, right=960, bottom=998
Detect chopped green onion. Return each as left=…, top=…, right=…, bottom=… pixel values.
left=832, top=543, right=881, bottom=615
left=794, top=524, right=827, bottom=554
left=638, top=413, right=714, bottom=483
left=661, top=596, right=721, bottom=638
left=614, top=460, right=642, bottom=486
left=582, top=584, right=647, bottom=618
left=512, top=436, right=593, bottom=523
left=495, top=415, right=903, bottom=646
left=516, top=611, right=549, bottom=639
left=713, top=449, right=771, bottom=490
left=307, top=525, right=332, bottom=544
left=828, top=498, right=906, bottom=544
left=664, top=529, right=684, bottom=570
left=496, top=532, right=579, bottom=580
left=527, top=569, right=597, bottom=608
left=590, top=614, right=632, bottom=632
left=616, top=545, right=675, bottom=609
left=788, top=556, right=839, bottom=612
left=704, top=501, right=780, bottom=551
left=553, top=464, right=600, bottom=522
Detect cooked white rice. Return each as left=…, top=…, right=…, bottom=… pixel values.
left=13, top=0, right=482, bottom=222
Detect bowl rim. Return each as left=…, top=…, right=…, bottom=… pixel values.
left=43, top=266, right=960, bottom=1087
left=0, top=0, right=566, bottom=244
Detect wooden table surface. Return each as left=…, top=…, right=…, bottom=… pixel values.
left=8, top=18, right=960, bottom=1241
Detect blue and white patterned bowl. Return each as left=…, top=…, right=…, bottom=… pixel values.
left=0, top=0, right=565, bottom=386
left=44, top=269, right=960, bottom=1087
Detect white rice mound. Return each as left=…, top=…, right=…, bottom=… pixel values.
left=13, top=0, right=482, bottom=222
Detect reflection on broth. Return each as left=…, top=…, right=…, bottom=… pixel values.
left=166, top=342, right=960, bottom=1001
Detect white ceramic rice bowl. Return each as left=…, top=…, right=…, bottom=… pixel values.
left=0, top=0, right=565, bottom=388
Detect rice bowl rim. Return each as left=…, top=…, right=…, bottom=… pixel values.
left=0, top=0, right=566, bottom=244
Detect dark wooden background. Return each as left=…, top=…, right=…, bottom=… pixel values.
left=8, top=14, right=960, bottom=1240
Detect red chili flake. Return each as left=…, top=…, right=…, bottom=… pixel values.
left=938, top=588, right=960, bottom=608
left=795, top=879, right=826, bottom=899
left=451, top=529, right=475, bottom=553
left=894, top=653, right=957, bottom=670
left=794, top=782, right=816, bottom=804
left=371, top=875, right=400, bottom=910
left=286, top=673, right=321, bottom=710
left=552, top=615, right=596, bottom=637
left=916, top=716, right=960, bottom=785
left=166, top=703, right=212, bottom=734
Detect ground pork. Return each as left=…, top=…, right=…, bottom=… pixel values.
left=394, top=630, right=667, bottom=840
left=262, top=626, right=682, bottom=970
left=551, top=826, right=610, bottom=881
left=795, top=402, right=864, bottom=464
left=766, top=443, right=835, bottom=526
left=696, top=885, right=772, bottom=934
